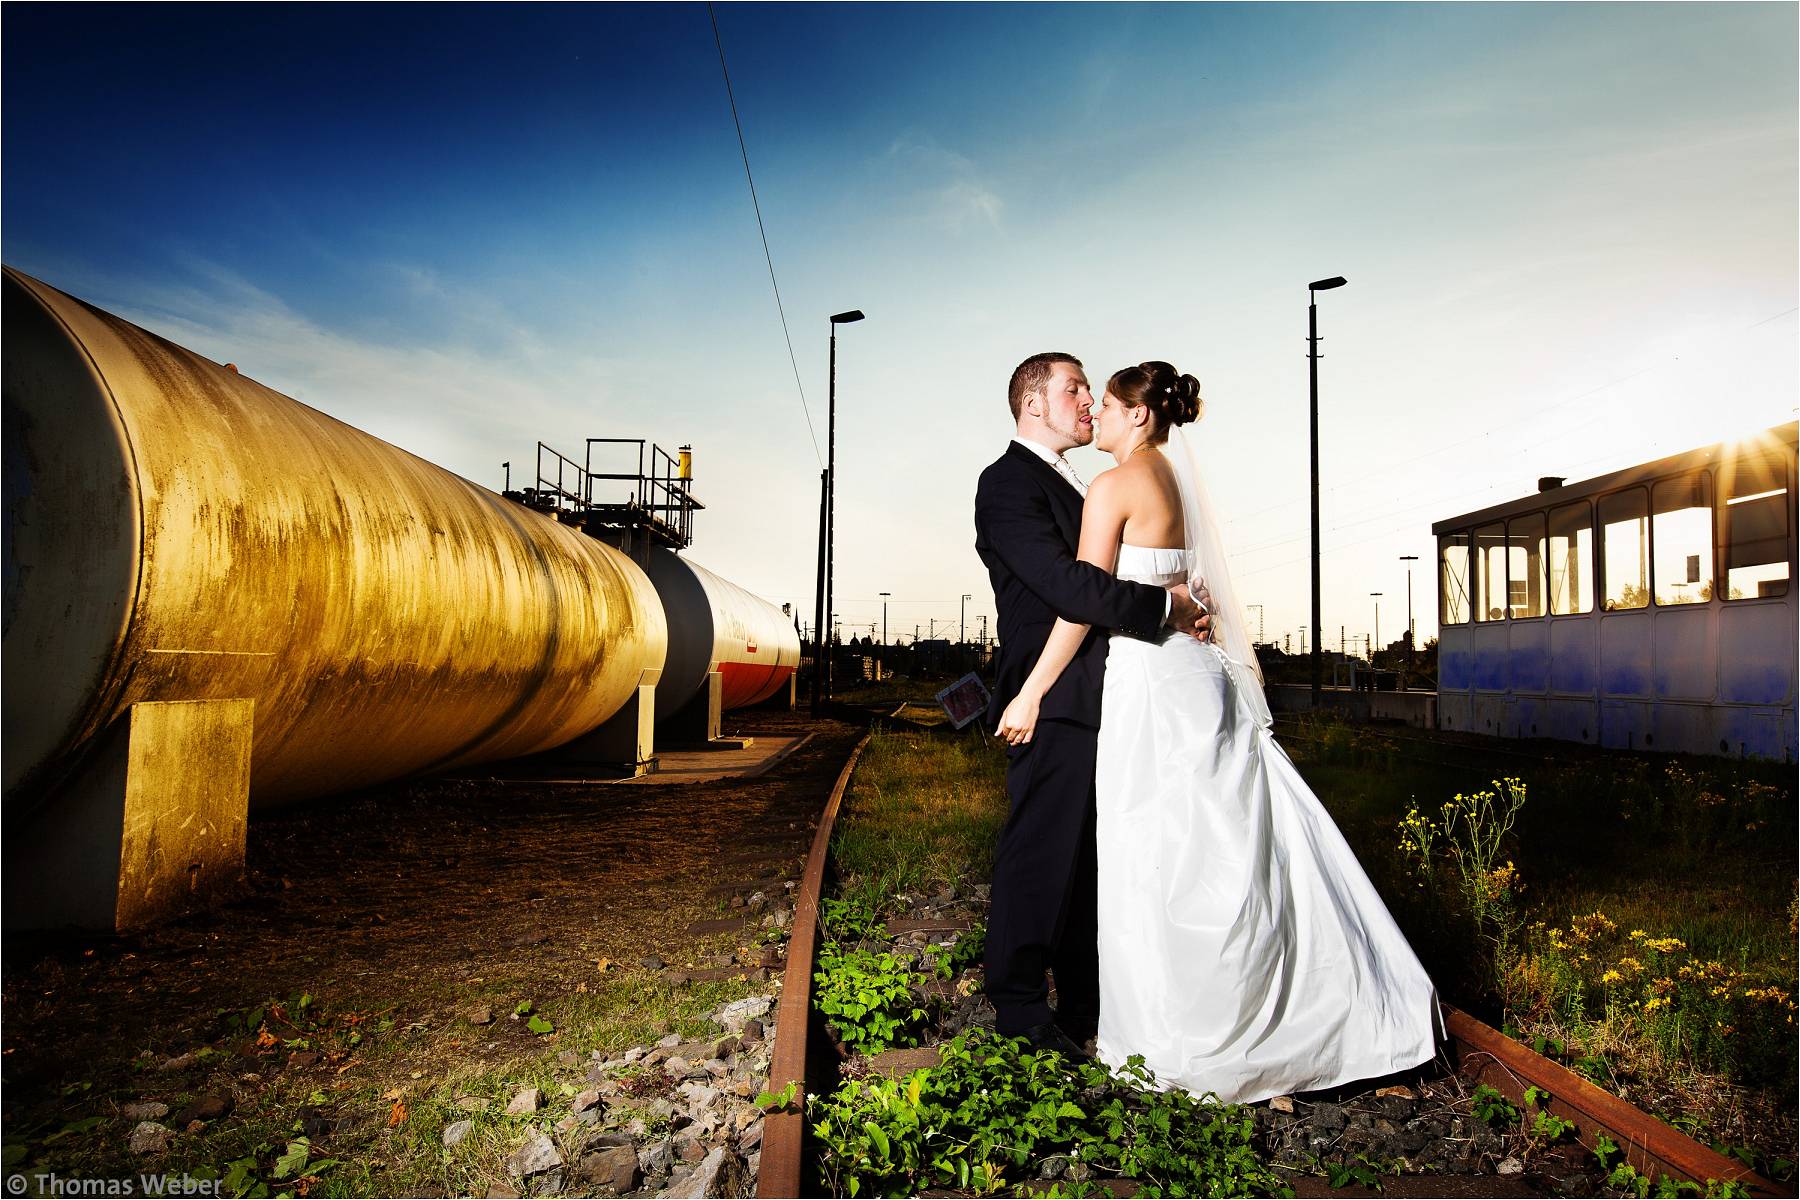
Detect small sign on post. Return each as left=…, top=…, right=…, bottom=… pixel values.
left=935, top=672, right=992, bottom=731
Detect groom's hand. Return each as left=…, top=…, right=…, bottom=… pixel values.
left=1166, top=583, right=1215, bottom=642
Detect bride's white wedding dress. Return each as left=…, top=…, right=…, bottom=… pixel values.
left=1094, top=543, right=1440, bottom=1104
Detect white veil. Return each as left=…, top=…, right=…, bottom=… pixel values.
left=1166, top=425, right=1268, bottom=699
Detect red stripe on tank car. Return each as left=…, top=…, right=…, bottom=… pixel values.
left=718, top=661, right=795, bottom=709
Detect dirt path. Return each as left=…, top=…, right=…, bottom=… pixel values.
left=2, top=711, right=865, bottom=1195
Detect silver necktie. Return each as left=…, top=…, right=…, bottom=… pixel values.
left=1056, top=456, right=1088, bottom=497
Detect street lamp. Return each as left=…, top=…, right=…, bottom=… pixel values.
left=1370, top=592, right=1383, bottom=662
left=1398, top=555, right=1419, bottom=673
left=821, top=308, right=865, bottom=704
left=811, top=468, right=828, bottom=711
left=960, top=594, right=972, bottom=644
left=1308, top=275, right=1347, bottom=709
left=878, top=591, right=891, bottom=680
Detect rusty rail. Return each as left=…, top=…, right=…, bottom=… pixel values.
left=757, top=732, right=870, bottom=1199
left=1443, top=1005, right=1778, bottom=1196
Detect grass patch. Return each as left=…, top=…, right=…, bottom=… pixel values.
left=380, top=974, right=752, bottom=1197
left=831, top=674, right=963, bottom=707
left=812, top=729, right=1293, bottom=1196
left=830, top=728, right=1008, bottom=918
left=1, top=969, right=762, bottom=1199
left=1282, top=713, right=1797, bottom=1178
left=1280, top=716, right=1795, bottom=987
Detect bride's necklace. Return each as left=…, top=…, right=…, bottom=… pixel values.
left=1127, top=441, right=1159, bottom=460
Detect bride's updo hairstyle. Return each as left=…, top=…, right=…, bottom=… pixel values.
left=1107, top=361, right=1202, bottom=444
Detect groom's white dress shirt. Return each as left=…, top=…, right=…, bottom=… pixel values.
left=1010, top=436, right=1171, bottom=622
left=1012, top=436, right=1088, bottom=497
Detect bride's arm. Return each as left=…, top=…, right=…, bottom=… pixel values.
left=996, top=475, right=1129, bottom=745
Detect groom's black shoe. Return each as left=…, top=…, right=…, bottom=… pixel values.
left=1021, top=1021, right=1089, bottom=1060
left=1055, top=1012, right=1098, bottom=1047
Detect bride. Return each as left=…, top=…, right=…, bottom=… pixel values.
left=994, top=360, right=1440, bottom=1104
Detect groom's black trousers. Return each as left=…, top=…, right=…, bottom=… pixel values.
left=985, top=716, right=1101, bottom=1037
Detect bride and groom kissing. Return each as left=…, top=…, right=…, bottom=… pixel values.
left=973, top=352, right=1440, bottom=1104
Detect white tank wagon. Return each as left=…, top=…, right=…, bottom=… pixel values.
left=1, top=267, right=668, bottom=928
left=642, top=547, right=801, bottom=739
left=1433, top=422, right=1797, bottom=760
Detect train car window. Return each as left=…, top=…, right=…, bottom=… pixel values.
left=1475, top=522, right=1507, bottom=621
left=1721, top=453, right=1791, bottom=600
left=1652, top=474, right=1714, bottom=606
left=1600, top=488, right=1650, bottom=611
left=1548, top=501, right=1594, bottom=615
left=1506, top=512, right=1546, bottom=618
left=1439, top=533, right=1470, bottom=625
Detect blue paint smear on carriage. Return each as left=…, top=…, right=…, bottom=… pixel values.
left=1602, top=662, right=1649, bottom=696
left=1550, top=646, right=1594, bottom=692
left=1440, top=644, right=1472, bottom=690
left=1509, top=640, right=1549, bottom=693
left=1473, top=644, right=1508, bottom=690
left=1721, top=663, right=1792, bottom=706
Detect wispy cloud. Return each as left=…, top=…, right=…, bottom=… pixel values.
left=883, top=134, right=1004, bottom=230
left=85, top=258, right=622, bottom=487
left=22, top=256, right=829, bottom=611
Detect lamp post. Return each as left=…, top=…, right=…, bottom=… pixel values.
left=1370, top=592, right=1383, bottom=662
left=878, top=590, right=891, bottom=679
left=822, top=308, right=865, bottom=703
left=960, top=594, right=971, bottom=644
left=1308, top=275, right=1347, bottom=710
left=811, top=468, right=828, bottom=711
left=1399, top=555, right=1419, bottom=673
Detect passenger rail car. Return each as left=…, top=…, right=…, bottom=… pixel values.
left=1433, top=423, right=1797, bottom=760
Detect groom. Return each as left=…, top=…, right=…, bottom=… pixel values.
left=974, top=351, right=1210, bottom=1056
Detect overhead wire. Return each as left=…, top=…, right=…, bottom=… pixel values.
left=707, top=3, right=823, bottom=468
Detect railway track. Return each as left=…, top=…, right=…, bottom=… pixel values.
left=10, top=706, right=1768, bottom=1197
left=756, top=731, right=1781, bottom=1199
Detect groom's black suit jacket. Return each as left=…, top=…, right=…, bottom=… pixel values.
left=974, top=442, right=1168, bottom=729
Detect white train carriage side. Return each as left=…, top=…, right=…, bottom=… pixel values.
left=1433, top=422, right=1797, bottom=761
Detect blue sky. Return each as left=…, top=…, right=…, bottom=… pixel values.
left=5, top=2, right=1795, bottom=649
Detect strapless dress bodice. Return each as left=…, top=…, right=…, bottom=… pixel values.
left=1114, top=543, right=1189, bottom=587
